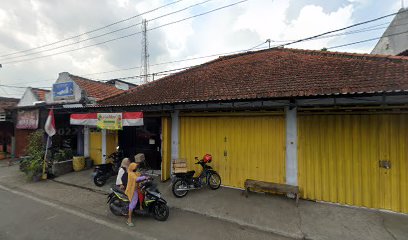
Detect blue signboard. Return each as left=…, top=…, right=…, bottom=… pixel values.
left=53, top=82, right=74, bottom=99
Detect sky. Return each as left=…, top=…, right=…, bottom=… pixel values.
left=0, top=0, right=404, bottom=98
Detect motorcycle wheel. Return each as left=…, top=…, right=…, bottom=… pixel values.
left=153, top=202, right=169, bottom=221
left=94, top=173, right=106, bottom=187
left=172, top=179, right=189, bottom=198
left=208, top=172, right=221, bottom=190
left=109, top=196, right=125, bottom=216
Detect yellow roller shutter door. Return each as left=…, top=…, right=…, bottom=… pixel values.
left=179, top=115, right=286, bottom=188
left=298, top=113, right=408, bottom=213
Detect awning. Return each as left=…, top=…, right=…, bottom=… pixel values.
left=70, top=112, right=143, bottom=126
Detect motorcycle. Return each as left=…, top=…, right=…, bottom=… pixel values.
left=93, top=147, right=123, bottom=187
left=107, top=177, right=169, bottom=221
left=171, top=154, right=221, bottom=198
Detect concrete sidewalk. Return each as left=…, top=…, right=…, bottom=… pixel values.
left=52, top=168, right=408, bottom=240
left=2, top=165, right=408, bottom=240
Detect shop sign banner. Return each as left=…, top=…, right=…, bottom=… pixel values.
left=53, top=82, right=74, bottom=100
left=16, top=110, right=39, bottom=129
left=97, top=113, right=122, bottom=130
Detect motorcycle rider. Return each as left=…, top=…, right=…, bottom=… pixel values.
left=116, top=158, right=130, bottom=190
left=125, top=162, right=147, bottom=227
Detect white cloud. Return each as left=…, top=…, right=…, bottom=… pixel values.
left=0, top=0, right=392, bottom=98
left=283, top=4, right=354, bottom=49
left=233, top=0, right=290, bottom=41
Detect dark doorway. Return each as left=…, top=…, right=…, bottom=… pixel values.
left=118, top=117, right=162, bottom=170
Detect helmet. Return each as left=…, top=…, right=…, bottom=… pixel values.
left=203, top=154, right=212, bottom=163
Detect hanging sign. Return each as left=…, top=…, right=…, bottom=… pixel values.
left=97, top=113, right=123, bottom=130
left=16, top=110, right=39, bottom=129
left=70, top=112, right=143, bottom=127
left=53, top=82, right=74, bottom=100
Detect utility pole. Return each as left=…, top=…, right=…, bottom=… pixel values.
left=140, top=19, right=150, bottom=84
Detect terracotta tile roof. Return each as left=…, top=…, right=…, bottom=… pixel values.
left=31, top=88, right=50, bottom=101
left=100, top=48, right=408, bottom=106
left=0, top=97, right=19, bottom=112
left=69, top=75, right=124, bottom=101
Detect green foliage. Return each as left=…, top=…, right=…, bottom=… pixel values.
left=21, top=130, right=45, bottom=179
left=53, top=148, right=73, bottom=162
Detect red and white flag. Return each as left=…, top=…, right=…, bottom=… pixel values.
left=44, top=109, right=56, bottom=137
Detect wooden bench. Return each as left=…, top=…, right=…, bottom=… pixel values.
left=243, top=179, right=300, bottom=206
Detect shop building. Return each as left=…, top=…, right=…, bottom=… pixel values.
left=96, top=48, right=408, bottom=214
left=13, top=72, right=125, bottom=162
left=14, top=87, right=50, bottom=157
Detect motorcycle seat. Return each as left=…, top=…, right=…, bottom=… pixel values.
left=112, top=185, right=126, bottom=194
left=174, top=170, right=195, bottom=178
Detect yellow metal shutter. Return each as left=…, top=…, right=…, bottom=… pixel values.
left=179, top=115, right=286, bottom=188
left=298, top=113, right=408, bottom=213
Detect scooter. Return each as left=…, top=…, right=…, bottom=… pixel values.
left=93, top=147, right=123, bottom=187
left=107, top=178, right=169, bottom=221
left=171, top=154, right=221, bottom=198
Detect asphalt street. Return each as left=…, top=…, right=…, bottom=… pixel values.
left=0, top=185, right=291, bottom=240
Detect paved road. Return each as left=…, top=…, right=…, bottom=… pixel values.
left=0, top=186, right=291, bottom=240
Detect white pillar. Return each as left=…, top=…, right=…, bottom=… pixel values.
left=285, top=106, right=298, bottom=186
left=170, top=110, right=180, bottom=174
left=84, top=126, right=90, bottom=158
left=101, top=129, right=107, bottom=164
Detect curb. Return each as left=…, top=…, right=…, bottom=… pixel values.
left=51, top=179, right=109, bottom=195
left=51, top=179, right=305, bottom=239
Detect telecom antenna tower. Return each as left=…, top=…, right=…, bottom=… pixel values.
left=140, top=19, right=150, bottom=84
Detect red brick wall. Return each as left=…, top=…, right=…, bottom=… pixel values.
left=15, top=129, right=34, bottom=157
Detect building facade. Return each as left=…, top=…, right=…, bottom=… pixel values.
left=95, top=48, right=408, bottom=214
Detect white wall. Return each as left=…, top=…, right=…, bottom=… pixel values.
left=17, top=88, right=38, bottom=107
left=49, top=72, right=82, bottom=103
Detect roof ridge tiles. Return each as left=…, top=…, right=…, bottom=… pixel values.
left=98, top=47, right=408, bottom=107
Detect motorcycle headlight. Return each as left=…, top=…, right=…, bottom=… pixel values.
left=151, top=192, right=160, bottom=198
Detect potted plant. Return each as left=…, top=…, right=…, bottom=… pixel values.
left=50, top=148, right=74, bottom=176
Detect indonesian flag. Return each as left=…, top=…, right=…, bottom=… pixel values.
left=45, top=109, right=56, bottom=137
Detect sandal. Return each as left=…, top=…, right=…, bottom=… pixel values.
left=126, top=221, right=134, bottom=227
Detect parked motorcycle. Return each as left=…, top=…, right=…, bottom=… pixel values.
left=172, top=154, right=221, bottom=198
left=107, top=177, right=169, bottom=221
left=93, top=147, right=123, bottom=187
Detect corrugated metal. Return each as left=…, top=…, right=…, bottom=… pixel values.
left=161, top=117, right=171, bottom=181
left=298, top=113, right=408, bottom=213
left=89, top=131, right=102, bottom=165
left=180, top=115, right=286, bottom=188
left=89, top=130, right=117, bottom=165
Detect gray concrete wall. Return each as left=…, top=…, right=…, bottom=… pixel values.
left=371, top=8, right=408, bottom=55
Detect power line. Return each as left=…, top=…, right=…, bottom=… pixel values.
left=83, top=46, right=269, bottom=78
left=1, top=0, right=248, bottom=65
left=275, top=8, right=408, bottom=48
left=7, top=41, right=266, bottom=87
left=327, top=29, right=408, bottom=50
left=0, top=0, right=213, bottom=61
left=0, top=0, right=184, bottom=58
left=0, top=84, right=51, bottom=89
